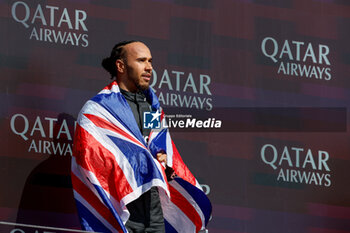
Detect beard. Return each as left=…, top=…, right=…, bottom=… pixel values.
left=126, top=65, right=150, bottom=91
left=135, top=79, right=149, bottom=91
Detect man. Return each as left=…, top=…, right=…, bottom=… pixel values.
left=102, top=40, right=167, bottom=232
left=72, top=41, right=211, bottom=233
left=102, top=41, right=159, bottom=142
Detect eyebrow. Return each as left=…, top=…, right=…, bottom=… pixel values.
left=137, top=57, right=152, bottom=61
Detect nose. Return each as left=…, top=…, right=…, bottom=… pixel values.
left=145, top=61, right=152, bottom=71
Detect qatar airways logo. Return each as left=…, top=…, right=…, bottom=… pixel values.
left=150, top=69, right=213, bottom=111
left=261, top=37, right=331, bottom=81
left=11, top=1, right=88, bottom=47
left=260, top=144, right=331, bottom=187
left=10, top=114, right=76, bottom=156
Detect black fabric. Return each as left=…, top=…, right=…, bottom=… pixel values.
left=120, top=88, right=165, bottom=233
left=125, top=187, right=165, bottom=233
left=120, top=88, right=152, bottom=139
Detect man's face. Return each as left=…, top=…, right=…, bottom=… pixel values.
left=122, top=42, right=153, bottom=92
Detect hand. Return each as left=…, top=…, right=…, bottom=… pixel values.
left=156, top=152, right=167, bottom=165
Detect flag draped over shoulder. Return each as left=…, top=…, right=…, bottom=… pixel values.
left=72, top=81, right=212, bottom=233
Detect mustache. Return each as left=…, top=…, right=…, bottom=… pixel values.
left=142, top=72, right=152, bottom=76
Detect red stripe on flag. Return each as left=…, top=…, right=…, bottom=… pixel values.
left=160, top=110, right=165, bottom=121
left=103, top=81, right=118, bottom=90
left=84, top=113, right=147, bottom=150
left=171, top=140, right=196, bottom=186
left=169, top=184, right=202, bottom=232
left=71, top=173, right=123, bottom=232
left=73, top=124, right=133, bottom=202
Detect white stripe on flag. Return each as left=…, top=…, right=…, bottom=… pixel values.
left=159, top=189, right=196, bottom=233
left=73, top=190, right=118, bottom=233
left=165, top=130, right=173, bottom=167
left=78, top=113, right=139, bottom=191
left=170, top=180, right=205, bottom=230
left=82, top=101, right=145, bottom=146
left=72, top=157, right=127, bottom=222
left=97, top=84, right=120, bottom=95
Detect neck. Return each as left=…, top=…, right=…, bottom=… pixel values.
left=116, top=77, right=138, bottom=93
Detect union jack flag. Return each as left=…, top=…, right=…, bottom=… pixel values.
left=72, top=81, right=211, bottom=232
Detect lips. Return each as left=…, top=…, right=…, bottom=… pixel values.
left=142, top=73, right=151, bottom=81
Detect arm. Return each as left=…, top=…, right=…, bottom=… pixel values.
left=156, top=152, right=176, bottom=180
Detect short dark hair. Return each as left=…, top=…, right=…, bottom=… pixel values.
left=101, top=40, right=140, bottom=79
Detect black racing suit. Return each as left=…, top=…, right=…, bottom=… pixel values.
left=120, top=88, right=166, bottom=233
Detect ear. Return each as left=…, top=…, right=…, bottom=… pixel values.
left=116, top=59, right=125, bottom=74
